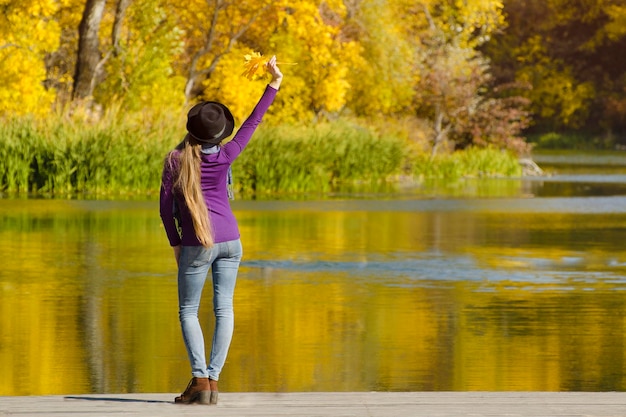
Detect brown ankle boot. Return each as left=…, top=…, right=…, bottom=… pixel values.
left=209, top=379, right=218, bottom=405
left=174, top=377, right=211, bottom=404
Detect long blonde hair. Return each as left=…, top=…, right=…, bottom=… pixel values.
left=168, top=134, right=213, bottom=247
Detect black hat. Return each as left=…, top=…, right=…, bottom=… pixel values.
left=186, top=101, right=235, bottom=145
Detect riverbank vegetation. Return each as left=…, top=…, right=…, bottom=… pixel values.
left=0, top=118, right=521, bottom=198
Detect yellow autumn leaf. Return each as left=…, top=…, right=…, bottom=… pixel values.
left=241, top=52, right=267, bottom=80
left=241, top=52, right=297, bottom=80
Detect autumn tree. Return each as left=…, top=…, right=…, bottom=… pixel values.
left=405, top=1, right=529, bottom=155
left=201, top=0, right=360, bottom=124
left=268, top=0, right=360, bottom=121
left=341, top=0, right=416, bottom=117
left=94, top=0, right=186, bottom=113
left=484, top=0, right=626, bottom=138
left=174, top=0, right=279, bottom=103
left=0, top=0, right=60, bottom=117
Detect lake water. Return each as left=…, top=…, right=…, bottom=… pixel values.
left=1, top=151, right=626, bottom=395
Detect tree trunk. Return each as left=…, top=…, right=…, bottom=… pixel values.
left=431, top=104, right=449, bottom=159
left=112, top=0, right=131, bottom=54
left=73, top=0, right=106, bottom=100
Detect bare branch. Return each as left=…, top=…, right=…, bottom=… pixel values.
left=0, top=43, right=19, bottom=51
left=422, top=4, right=437, bottom=32
left=184, top=0, right=275, bottom=101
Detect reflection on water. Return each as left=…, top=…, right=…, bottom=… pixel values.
left=1, top=155, right=626, bottom=395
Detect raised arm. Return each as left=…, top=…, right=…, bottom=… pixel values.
left=222, top=56, right=283, bottom=161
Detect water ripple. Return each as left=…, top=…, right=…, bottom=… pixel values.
left=235, top=195, right=626, bottom=213
left=243, top=254, right=626, bottom=289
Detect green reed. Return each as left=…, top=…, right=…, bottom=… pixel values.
left=0, top=117, right=176, bottom=197
left=412, top=146, right=522, bottom=181
left=233, top=122, right=406, bottom=195
left=0, top=117, right=523, bottom=198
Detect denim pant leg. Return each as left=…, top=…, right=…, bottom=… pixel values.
left=178, top=245, right=214, bottom=378
left=208, top=239, right=242, bottom=381
left=178, top=240, right=242, bottom=380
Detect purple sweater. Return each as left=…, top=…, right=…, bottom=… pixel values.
left=160, top=85, right=277, bottom=247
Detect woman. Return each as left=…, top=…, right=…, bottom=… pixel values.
left=159, top=56, right=282, bottom=405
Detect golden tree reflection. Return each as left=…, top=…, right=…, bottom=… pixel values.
left=1, top=199, right=625, bottom=394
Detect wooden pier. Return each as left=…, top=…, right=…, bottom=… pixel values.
left=1, top=392, right=626, bottom=416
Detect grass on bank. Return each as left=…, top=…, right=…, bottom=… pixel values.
left=0, top=117, right=523, bottom=198
left=528, top=131, right=622, bottom=150
left=0, top=117, right=178, bottom=197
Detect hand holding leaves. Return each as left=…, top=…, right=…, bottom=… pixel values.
left=242, top=52, right=293, bottom=85
left=266, top=55, right=283, bottom=89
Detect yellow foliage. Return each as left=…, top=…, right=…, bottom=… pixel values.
left=515, top=36, right=595, bottom=128
left=583, top=4, right=626, bottom=48
left=345, top=0, right=416, bottom=116
left=418, top=0, right=505, bottom=48
left=0, top=52, right=56, bottom=117
left=204, top=46, right=309, bottom=125
left=0, top=0, right=60, bottom=117
left=270, top=0, right=358, bottom=118
left=603, top=5, right=626, bottom=40
left=267, top=76, right=312, bottom=124
left=199, top=0, right=360, bottom=123
left=202, top=46, right=273, bottom=122
left=73, top=0, right=187, bottom=118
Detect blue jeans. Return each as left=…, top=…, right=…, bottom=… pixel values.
left=177, top=239, right=242, bottom=380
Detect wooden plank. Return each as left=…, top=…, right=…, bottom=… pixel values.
left=1, top=392, right=625, bottom=416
